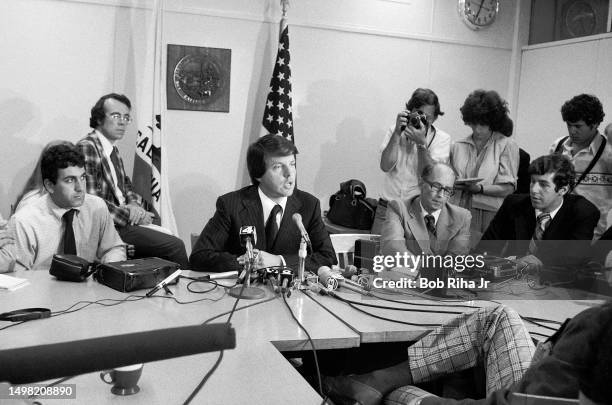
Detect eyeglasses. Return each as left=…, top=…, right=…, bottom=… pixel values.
left=423, top=179, right=455, bottom=197
left=106, top=113, right=133, bottom=123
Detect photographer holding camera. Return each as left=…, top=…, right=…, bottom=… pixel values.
left=373, top=88, right=451, bottom=234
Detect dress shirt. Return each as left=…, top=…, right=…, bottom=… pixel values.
left=450, top=132, right=519, bottom=212
left=258, top=187, right=287, bottom=231
left=379, top=125, right=451, bottom=201
left=95, top=129, right=126, bottom=205
left=534, top=200, right=563, bottom=223
left=419, top=202, right=441, bottom=225
left=10, top=193, right=126, bottom=270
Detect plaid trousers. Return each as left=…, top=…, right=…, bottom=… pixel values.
left=385, top=304, right=535, bottom=404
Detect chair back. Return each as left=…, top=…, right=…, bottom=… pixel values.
left=330, top=233, right=379, bottom=269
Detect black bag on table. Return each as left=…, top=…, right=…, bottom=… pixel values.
left=327, top=179, right=376, bottom=230
left=94, top=257, right=180, bottom=292
left=49, top=254, right=95, bottom=282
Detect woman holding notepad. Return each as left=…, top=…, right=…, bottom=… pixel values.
left=450, top=90, right=519, bottom=243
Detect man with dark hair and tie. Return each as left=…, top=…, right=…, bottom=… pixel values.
left=77, top=93, right=189, bottom=268
left=477, top=154, right=599, bottom=271
left=190, top=134, right=336, bottom=273
left=8, top=143, right=126, bottom=270
left=380, top=162, right=471, bottom=276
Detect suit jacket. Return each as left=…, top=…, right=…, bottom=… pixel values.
left=189, top=185, right=336, bottom=273
left=381, top=196, right=471, bottom=273
left=77, top=131, right=142, bottom=228
left=476, top=194, right=599, bottom=268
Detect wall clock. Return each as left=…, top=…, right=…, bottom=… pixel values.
left=563, top=0, right=598, bottom=37
left=458, top=0, right=500, bottom=30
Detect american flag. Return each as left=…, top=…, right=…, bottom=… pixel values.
left=262, top=19, right=293, bottom=142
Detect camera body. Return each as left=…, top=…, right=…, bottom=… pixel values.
left=401, top=112, right=428, bottom=130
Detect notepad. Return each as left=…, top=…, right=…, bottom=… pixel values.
left=0, top=274, right=29, bottom=291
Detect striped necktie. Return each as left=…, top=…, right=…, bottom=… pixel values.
left=425, top=214, right=437, bottom=238
left=529, top=212, right=551, bottom=254
left=110, top=147, right=125, bottom=194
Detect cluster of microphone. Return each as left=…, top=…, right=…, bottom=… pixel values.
left=236, top=214, right=370, bottom=297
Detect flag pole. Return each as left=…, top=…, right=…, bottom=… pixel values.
left=281, top=0, right=289, bottom=28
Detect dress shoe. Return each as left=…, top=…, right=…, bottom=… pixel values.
left=322, top=375, right=383, bottom=405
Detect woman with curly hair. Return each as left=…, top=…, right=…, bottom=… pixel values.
left=450, top=90, right=519, bottom=241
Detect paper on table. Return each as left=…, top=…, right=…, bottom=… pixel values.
left=0, top=273, right=29, bottom=291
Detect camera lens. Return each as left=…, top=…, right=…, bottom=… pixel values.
left=409, top=115, right=421, bottom=128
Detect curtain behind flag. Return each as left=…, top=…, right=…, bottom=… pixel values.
left=132, top=0, right=178, bottom=234
left=262, top=8, right=293, bottom=142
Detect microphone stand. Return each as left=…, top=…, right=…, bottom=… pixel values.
left=229, top=237, right=265, bottom=300
left=293, top=237, right=308, bottom=290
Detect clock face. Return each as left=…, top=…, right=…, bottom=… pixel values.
left=458, top=0, right=499, bottom=30
left=564, top=0, right=597, bottom=37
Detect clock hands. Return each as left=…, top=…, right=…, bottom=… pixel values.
left=474, top=0, right=485, bottom=20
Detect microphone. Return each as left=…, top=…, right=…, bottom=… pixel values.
left=279, top=269, right=293, bottom=291
left=229, top=226, right=266, bottom=300
left=239, top=226, right=257, bottom=259
left=145, top=269, right=182, bottom=297
left=317, top=266, right=340, bottom=290
left=238, top=226, right=257, bottom=282
left=292, top=213, right=311, bottom=246
left=317, top=266, right=364, bottom=294
left=297, top=239, right=307, bottom=285
left=239, top=225, right=257, bottom=247
left=204, top=271, right=239, bottom=281
left=0, top=323, right=236, bottom=384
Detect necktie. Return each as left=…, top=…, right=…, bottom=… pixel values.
left=529, top=212, right=551, bottom=254
left=110, top=147, right=125, bottom=193
left=62, top=209, right=77, bottom=255
left=266, top=204, right=283, bottom=250
left=534, top=213, right=551, bottom=240
left=425, top=214, right=437, bottom=238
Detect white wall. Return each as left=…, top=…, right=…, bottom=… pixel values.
left=0, top=0, right=520, bottom=252
left=516, top=34, right=612, bottom=158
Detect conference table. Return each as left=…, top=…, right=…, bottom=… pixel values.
left=304, top=274, right=607, bottom=344
left=0, top=270, right=607, bottom=404
left=0, top=271, right=360, bottom=404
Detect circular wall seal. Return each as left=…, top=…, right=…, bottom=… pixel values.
left=173, top=54, right=225, bottom=105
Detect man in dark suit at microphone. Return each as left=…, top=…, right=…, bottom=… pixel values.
left=189, top=134, right=336, bottom=273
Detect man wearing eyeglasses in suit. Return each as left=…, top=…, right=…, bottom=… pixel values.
left=380, top=162, right=471, bottom=278
left=77, top=93, right=189, bottom=268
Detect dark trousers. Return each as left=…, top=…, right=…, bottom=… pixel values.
left=118, top=225, right=190, bottom=269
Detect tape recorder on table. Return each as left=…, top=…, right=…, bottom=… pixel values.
left=479, top=256, right=519, bottom=280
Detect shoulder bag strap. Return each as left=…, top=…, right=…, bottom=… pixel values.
left=570, top=136, right=606, bottom=193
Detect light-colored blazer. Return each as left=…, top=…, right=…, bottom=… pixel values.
left=381, top=195, right=471, bottom=274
